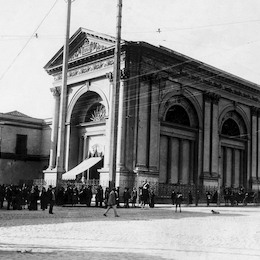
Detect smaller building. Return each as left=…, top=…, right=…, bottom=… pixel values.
left=0, top=111, right=51, bottom=185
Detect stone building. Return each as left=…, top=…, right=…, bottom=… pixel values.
left=0, top=111, right=51, bottom=185
left=43, top=28, right=260, bottom=191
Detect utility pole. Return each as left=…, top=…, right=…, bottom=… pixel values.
left=109, top=0, right=123, bottom=188
left=55, top=0, right=72, bottom=185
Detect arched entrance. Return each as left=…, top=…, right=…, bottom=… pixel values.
left=159, top=95, right=199, bottom=185
left=68, top=91, right=106, bottom=181
left=219, top=111, right=248, bottom=188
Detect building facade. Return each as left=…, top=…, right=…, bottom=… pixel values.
left=0, top=111, right=51, bottom=185
left=44, top=28, right=260, bottom=191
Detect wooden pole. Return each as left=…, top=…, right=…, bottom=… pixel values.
left=56, top=0, right=71, bottom=184
left=109, top=0, right=123, bottom=188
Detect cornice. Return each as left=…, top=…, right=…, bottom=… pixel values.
left=182, top=71, right=260, bottom=103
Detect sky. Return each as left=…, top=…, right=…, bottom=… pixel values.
left=1, top=0, right=260, bottom=119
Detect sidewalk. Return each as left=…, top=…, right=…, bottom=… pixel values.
left=0, top=204, right=260, bottom=260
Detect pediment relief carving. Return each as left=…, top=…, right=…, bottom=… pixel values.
left=69, top=38, right=111, bottom=61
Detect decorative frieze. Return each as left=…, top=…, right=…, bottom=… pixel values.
left=54, top=54, right=126, bottom=81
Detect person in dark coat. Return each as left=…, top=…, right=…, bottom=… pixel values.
left=195, top=189, right=200, bottom=206
left=40, top=187, right=48, bottom=210
left=206, top=191, right=212, bottom=206
left=95, top=185, right=104, bottom=207
left=6, top=185, right=13, bottom=210
left=123, top=187, right=131, bottom=208
left=56, top=187, right=65, bottom=206
left=103, top=188, right=119, bottom=217
left=171, top=190, right=176, bottom=205
left=141, top=180, right=150, bottom=209
left=15, top=187, right=22, bottom=210
left=149, top=189, right=155, bottom=208
left=0, top=185, right=5, bottom=209
left=175, top=191, right=183, bottom=212
left=86, top=185, right=93, bottom=207
left=104, top=187, right=110, bottom=208
left=131, top=187, right=137, bottom=208
left=188, top=191, right=193, bottom=206
left=116, top=187, right=120, bottom=208
left=47, top=186, right=55, bottom=214
left=28, top=186, right=38, bottom=210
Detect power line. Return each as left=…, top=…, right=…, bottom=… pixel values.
left=0, top=0, right=59, bottom=82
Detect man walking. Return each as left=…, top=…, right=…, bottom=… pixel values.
left=103, top=188, right=119, bottom=217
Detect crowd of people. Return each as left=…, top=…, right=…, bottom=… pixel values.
left=170, top=186, right=260, bottom=209
left=0, top=184, right=56, bottom=213
left=0, top=180, right=156, bottom=214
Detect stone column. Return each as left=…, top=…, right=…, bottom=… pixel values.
left=231, top=148, right=235, bottom=186
left=251, top=107, right=258, bottom=180
left=211, top=94, right=220, bottom=175
left=178, top=139, right=183, bottom=183
left=189, top=140, right=194, bottom=184
left=149, top=75, right=160, bottom=172
left=83, top=135, right=89, bottom=160
left=78, top=136, right=83, bottom=164
left=103, top=73, right=114, bottom=169
left=48, top=87, right=60, bottom=169
left=203, top=93, right=212, bottom=175
left=258, top=112, right=260, bottom=179
left=222, top=146, right=227, bottom=187
left=136, top=76, right=149, bottom=171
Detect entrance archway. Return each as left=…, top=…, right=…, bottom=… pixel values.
left=159, top=95, right=199, bottom=185
left=219, top=111, right=248, bottom=188
left=68, top=91, right=106, bottom=181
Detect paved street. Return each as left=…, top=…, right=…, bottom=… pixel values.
left=0, top=204, right=260, bottom=260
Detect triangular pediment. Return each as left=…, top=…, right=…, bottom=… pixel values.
left=44, top=28, right=121, bottom=72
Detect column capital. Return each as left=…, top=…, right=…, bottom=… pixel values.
left=106, top=72, right=113, bottom=83
left=203, top=91, right=220, bottom=104
left=251, top=106, right=259, bottom=116
left=120, top=68, right=130, bottom=80
left=51, top=87, right=61, bottom=97
left=141, top=73, right=161, bottom=83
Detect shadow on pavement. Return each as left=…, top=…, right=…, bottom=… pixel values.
left=0, top=206, right=243, bottom=228
left=0, top=250, right=168, bottom=260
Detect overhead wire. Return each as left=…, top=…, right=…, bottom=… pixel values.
left=0, top=0, right=59, bottom=82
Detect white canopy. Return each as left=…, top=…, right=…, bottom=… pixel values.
left=62, top=157, right=102, bottom=180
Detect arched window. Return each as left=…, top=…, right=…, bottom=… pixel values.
left=165, top=105, right=190, bottom=126
left=221, top=118, right=240, bottom=137
left=85, top=103, right=106, bottom=122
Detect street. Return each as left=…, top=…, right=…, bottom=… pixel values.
left=0, top=204, right=260, bottom=259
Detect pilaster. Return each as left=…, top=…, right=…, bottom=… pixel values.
left=135, top=75, right=149, bottom=172
left=202, top=92, right=211, bottom=175
left=251, top=107, right=258, bottom=180
left=149, top=74, right=160, bottom=173
left=48, top=87, right=61, bottom=169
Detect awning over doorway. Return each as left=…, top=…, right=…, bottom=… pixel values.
left=62, top=157, right=102, bottom=180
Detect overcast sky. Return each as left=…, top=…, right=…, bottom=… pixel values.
left=1, top=0, right=260, bottom=118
